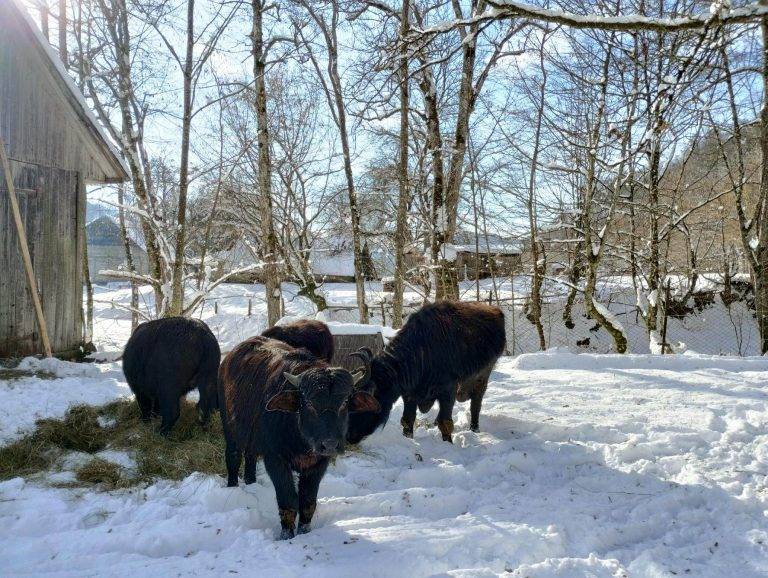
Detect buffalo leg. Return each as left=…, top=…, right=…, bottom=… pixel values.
left=401, top=398, right=417, bottom=438
left=469, top=370, right=491, bottom=432
left=221, top=414, right=241, bottom=487
left=136, top=392, right=153, bottom=423
left=151, top=397, right=160, bottom=418
left=225, top=442, right=241, bottom=487
left=297, top=458, right=329, bottom=535
left=158, top=394, right=180, bottom=436
left=436, top=390, right=456, bottom=443
left=264, top=453, right=299, bottom=540
left=469, top=387, right=484, bottom=432
left=244, top=454, right=258, bottom=485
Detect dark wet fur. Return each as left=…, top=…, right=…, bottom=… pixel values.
left=122, top=317, right=221, bottom=435
left=261, top=320, right=335, bottom=362
left=347, top=301, right=505, bottom=443
left=218, top=336, right=378, bottom=539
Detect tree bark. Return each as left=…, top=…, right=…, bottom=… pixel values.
left=58, top=0, right=68, bottom=67
left=39, top=2, right=50, bottom=41
left=252, top=0, right=282, bottom=327
left=392, top=0, right=410, bottom=328
left=168, top=0, right=196, bottom=316
left=117, top=185, right=139, bottom=330
left=82, top=238, right=94, bottom=347
left=526, top=32, right=547, bottom=350
left=757, top=12, right=768, bottom=352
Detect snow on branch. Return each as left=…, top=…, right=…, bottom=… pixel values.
left=413, top=1, right=767, bottom=36
left=181, top=263, right=266, bottom=317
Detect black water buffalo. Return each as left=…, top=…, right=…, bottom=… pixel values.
left=122, top=317, right=220, bottom=435
left=218, top=336, right=379, bottom=539
left=347, top=301, right=505, bottom=444
left=261, top=319, right=334, bottom=362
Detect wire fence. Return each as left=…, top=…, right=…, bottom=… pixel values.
left=89, top=277, right=761, bottom=357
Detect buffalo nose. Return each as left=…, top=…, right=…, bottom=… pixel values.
left=318, top=439, right=341, bottom=455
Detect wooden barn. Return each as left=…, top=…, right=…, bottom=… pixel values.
left=0, top=0, right=128, bottom=357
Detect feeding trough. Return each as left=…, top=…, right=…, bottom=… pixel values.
left=326, top=323, right=387, bottom=371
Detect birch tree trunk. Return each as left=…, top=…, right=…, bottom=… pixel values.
left=96, top=0, right=165, bottom=313
left=117, top=185, right=139, bottom=330
left=58, top=0, right=68, bottom=66
left=526, top=33, right=547, bottom=350
left=39, top=1, right=50, bottom=41
left=168, top=0, right=196, bottom=316
left=756, top=12, right=768, bottom=352
left=580, top=47, right=628, bottom=353
left=81, top=241, right=94, bottom=347
left=253, top=0, right=281, bottom=327
left=392, top=0, right=410, bottom=328
left=297, top=0, right=368, bottom=321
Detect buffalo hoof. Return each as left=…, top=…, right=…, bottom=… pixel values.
left=402, top=427, right=414, bottom=438
left=470, top=424, right=479, bottom=433
left=442, top=434, right=453, bottom=443
left=279, top=528, right=295, bottom=540
left=297, top=523, right=311, bottom=535
left=226, top=479, right=238, bottom=488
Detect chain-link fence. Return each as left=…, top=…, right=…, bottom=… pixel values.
left=490, top=280, right=760, bottom=356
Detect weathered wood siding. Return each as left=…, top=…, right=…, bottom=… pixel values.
left=0, top=1, right=104, bottom=357
left=0, top=1, right=121, bottom=182
left=0, top=161, right=83, bottom=356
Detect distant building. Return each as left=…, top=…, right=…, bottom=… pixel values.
left=529, top=212, right=581, bottom=276
left=453, top=230, right=522, bottom=279
left=86, top=217, right=149, bottom=284
left=214, top=235, right=378, bottom=284
left=1, top=0, right=128, bottom=357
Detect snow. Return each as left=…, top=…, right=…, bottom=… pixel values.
left=325, top=321, right=396, bottom=339
left=438, top=243, right=458, bottom=262
left=591, top=299, right=627, bottom=342
left=0, top=360, right=129, bottom=444
left=3, top=351, right=768, bottom=575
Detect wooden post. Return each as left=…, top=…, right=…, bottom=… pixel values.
left=660, top=280, right=671, bottom=355
left=247, top=298, right=252, bottom=317
left=0, top=136, right=53, bottom=357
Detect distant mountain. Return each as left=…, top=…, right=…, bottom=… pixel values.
left=86, top=200, right=116, bottom=223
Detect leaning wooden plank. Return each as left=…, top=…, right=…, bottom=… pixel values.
left=0, top=135, right=52, bottom=357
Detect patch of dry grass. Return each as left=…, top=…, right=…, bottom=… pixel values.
left=0, top=399, right=225, bottom=488
left=75, top=458, right=127, bottom=489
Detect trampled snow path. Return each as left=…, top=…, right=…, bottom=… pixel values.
left=2, top=351, right=768, bottom=577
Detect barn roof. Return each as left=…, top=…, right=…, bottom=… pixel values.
left=5, top=0, right=129, bottom=182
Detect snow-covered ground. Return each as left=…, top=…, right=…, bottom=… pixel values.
left=3, top=349, right=768, bottom=576
left=0, top=357, right=129, bottom=444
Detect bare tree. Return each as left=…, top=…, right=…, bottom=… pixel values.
left=392, top=0, right=411, bottom=327
left=292, top=0, right=369, bottom=322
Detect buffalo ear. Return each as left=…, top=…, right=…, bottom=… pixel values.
left=348, top=390, right=381, bottom=414
left=266, top=390, right=300, bottom=412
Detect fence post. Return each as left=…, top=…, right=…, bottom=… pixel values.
left=660, top=280, right=671, bottom=354
left=247, top=298, right=252, bottom=317
left=214, top=301, right=218, bottom=315
left=508, top=275, right=516, bottom=356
